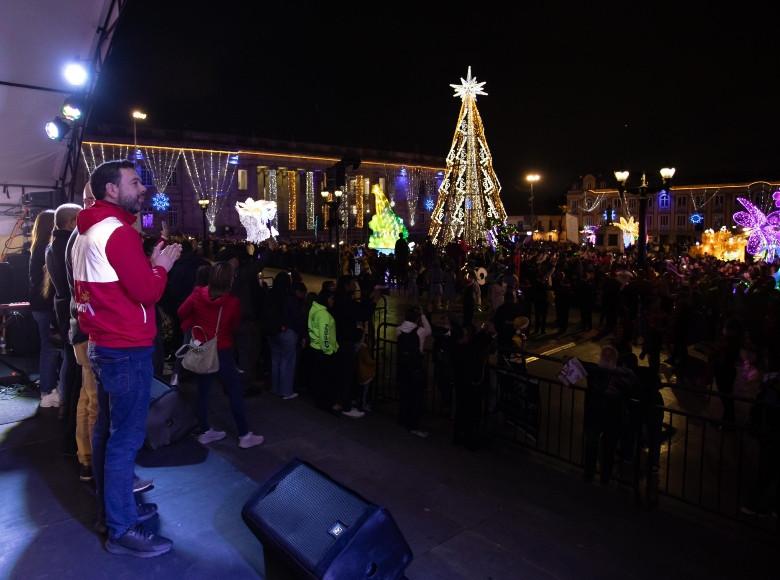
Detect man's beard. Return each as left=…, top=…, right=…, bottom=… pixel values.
left=118, top=193, right=142, bottom=214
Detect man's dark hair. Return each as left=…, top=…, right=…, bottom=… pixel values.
left=90, top=160, right=135, bottom=200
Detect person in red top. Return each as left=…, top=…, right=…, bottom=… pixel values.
left=178, top=261, right=264, bottom=449
left=72, top=160, right=182, bottom=558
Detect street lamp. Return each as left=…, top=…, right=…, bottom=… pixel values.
left=321, top=189, right=344, bottom=274
left=613, top=167, right=675, bottom=268
left=131, top=110, right=147, bottom=159
left=526, top=173, right=541, bottom=231
left=197, top=197, right=210, bottom=256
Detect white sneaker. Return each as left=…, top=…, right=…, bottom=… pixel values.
left=40, top=390, right=60, bottom=408
left=238, top=432, right=264, bottom=449
left=342, top=408, right=365, bottom=419
left=281, top=393, right=299, bottom=400
left=197, top=429, right=226, bottom=445
left=410, top=430, right=429, bottom=439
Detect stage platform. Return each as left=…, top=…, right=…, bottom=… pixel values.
left=0, top=371, right=776, bottom=579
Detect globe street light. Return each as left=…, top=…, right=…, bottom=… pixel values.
left=613, top=167, right=675, bottom=268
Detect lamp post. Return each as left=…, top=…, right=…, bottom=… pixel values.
left=614, top=167, right=675, bottom=268
left=197, top=197, right=210, bottom=257
left=321, top=189, right=343, bottom=274
left=131, top=110, right=147, bottom=152
left=526, top=173, right=541, bottom=231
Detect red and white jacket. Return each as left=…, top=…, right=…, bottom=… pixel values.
left=72, top=200, right=167, bottom=348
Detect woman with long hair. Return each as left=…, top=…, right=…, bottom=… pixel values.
left=28, top=209, right=60, bottom=407
left=178, top=262, right=264, bottom=448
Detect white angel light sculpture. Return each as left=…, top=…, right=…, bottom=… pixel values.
left=235, top=198, right=279, bottom=244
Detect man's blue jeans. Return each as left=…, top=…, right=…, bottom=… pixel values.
left=89, top=344, right=153, bottom=539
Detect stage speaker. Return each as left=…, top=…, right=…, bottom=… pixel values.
left=242, top=459, right=412, bottom=580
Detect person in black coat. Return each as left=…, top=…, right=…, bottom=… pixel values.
left=45, top=204, right=83, bottom=453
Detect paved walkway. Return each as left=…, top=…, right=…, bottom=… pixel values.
left=2, top=379, right=776, bottom=579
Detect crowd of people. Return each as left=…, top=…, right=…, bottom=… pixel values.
left=22, top=160, right=780, bottom=560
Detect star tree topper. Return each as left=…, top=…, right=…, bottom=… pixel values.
left=450, top=66, right=487, bottom=100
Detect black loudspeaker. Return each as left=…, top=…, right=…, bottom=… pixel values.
left=145, top=377, right=197, bottom=450
left=242, top=460, right=412, bottom=580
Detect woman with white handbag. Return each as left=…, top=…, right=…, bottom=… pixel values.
left=177, top=262, right=264, bottom=449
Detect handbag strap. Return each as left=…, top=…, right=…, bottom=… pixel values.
left=214, top=306, right=223, bottom=337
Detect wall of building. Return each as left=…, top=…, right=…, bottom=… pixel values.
left=566, top=174, right=780, bottom=247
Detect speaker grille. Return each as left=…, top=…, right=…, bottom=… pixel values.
left=253, top=464, right=369, bottom=569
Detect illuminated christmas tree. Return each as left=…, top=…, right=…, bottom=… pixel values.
left=429, top=67, right=507, bottom=247
left=368, top=185, right=408, bottom=250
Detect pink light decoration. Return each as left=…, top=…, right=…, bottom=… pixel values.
left=733, top=197, right=780, bottom=260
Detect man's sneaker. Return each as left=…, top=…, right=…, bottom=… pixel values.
left=79, top=464, right=93, bottom=482
left=342, top=408, right=365, bottom=419
left=133, top=476, right=154, bottom=494
left=136, top=502, right=158, bottom=524
left=105, top=525, right=173, bottom=558
left=282, top=392, right=299, bottom=400
left=410, top=430, right=429, bottom=439
left=238, top=432, right=264, bottom=449
left=197, top=429, right=227, bottom=445
left=40, top=390, right=60, bottom=408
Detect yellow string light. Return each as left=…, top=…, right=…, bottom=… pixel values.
left=288, top=170, right=297, bottom=231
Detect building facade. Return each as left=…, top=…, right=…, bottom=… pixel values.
left=79, top=128, right=445, bottom=242
left=566, top=174, right=780, bottom=248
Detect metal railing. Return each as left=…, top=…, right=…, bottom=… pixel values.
left=371, top=330, right=777, bottom=530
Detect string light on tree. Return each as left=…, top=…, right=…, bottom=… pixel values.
left=287, top=170, right=298, bottom=230
left=368, top=185, right=408, bottom=250
left=429, top=66, right=507, bottom=246
left=306, top=171, right=315, bottom=230
left=406, top=168, right=419, bottom=226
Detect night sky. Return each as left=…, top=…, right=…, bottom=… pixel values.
left=89, top=2, right=780, bottom=214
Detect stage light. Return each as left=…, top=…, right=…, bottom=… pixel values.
left=61, top=97, right=83, bottom=121
left=45, top=117, right=70, bottom=141
left=63, top=63, right=88, bottom=87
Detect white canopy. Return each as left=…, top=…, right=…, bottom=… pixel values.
left=0, top=0, right=118, bottom=188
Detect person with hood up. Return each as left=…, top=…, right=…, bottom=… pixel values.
left=178, top=261, right=264, bottom=450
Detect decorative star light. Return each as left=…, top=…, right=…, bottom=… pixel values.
left=235, top=198, right=279, bottom=244
left=689, top=212, right=704, bottom=225
left=424, top=197, right=435, bottom=211
left=151, top=192, right=170, bottom=212
left=733, top=197, right=780, bottom=261
left=450, top=66, right=487, bottom=100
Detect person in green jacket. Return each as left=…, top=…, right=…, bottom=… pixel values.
left=308, top=289, right=338, bottom=409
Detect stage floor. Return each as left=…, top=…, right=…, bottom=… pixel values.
left=0, top=371, right=777, bottom=579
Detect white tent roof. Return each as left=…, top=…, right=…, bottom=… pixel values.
left=0, top=0, right=117, bottom=188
